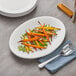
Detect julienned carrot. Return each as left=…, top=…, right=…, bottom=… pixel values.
left=27, top=34, right=37, bottom=51
left=43, top=28, right=49, bottom=41
left=39, top=23, right=50, bottom=42
left=28, top=29, right=40, bottom=48
left=19, top=36, right=39, bottom=42
left=23, top=35, right=33, bottom=53
left=27, top=33, right=34, bottom=45
left=22, top=43, right=46, bottom=49
left=38, top=40, right=44, bottom=44
left=47, top=31, right=57, bottom=35
left=27, top=33, right=34, bottom=44
left=35, top=41, right=40, bottom=46
left=38, top=22, right=50, bottom=42
left=36, top=26, right=61, bottom=30
left=34, top=30, right=56, bottom=35
left=27, top=32, right=45, bottom=36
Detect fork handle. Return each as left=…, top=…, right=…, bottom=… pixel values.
left=38, top=54, right=60, bottom=68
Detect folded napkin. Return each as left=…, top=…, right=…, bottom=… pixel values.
left=39, top=40, right=76, bottom=73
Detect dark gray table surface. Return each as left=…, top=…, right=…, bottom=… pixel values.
left=0, top=0, right=76, bottom=76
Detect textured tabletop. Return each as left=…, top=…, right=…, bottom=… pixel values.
left=0, top=0, right=76, bottom=76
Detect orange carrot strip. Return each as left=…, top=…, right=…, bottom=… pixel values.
left=27, top=33, right=37, bottom=51
left=35, top=30, right=56, bottom=35
left=40, top=24, right=50, bottom=42
left=22, top=43, right=46, bottom=49
left=24, top=35, right=33, bottom=53
left=38, top=40, right=44, bottom=44
left=19, top=36, right=39, bottom=42
left=35, top=41, right=40, bottom=46
left=43, top=28, right=49, bottom=41
left=47, top=31, right=57, bottom=35
left=27, top=32, right=45, bottom=36
left=38, top=22, right=50, bottom=42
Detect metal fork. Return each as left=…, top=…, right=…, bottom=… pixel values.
left=38, top=43, right=74, bottom=68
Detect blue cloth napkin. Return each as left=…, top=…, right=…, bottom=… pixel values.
left=39, top=40, right=76, bottom=73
